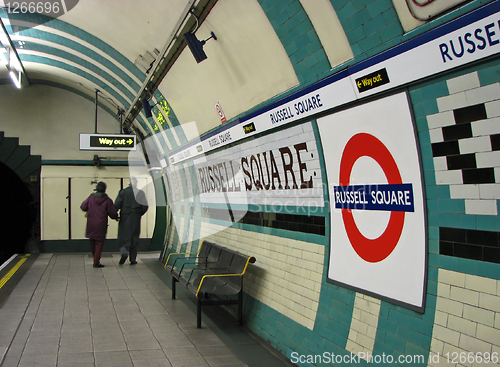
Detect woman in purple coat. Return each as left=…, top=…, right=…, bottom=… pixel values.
left=81, top=181, right=118, bottom=268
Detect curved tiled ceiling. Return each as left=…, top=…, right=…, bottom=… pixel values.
left=0, top=0, right=213, bottom=135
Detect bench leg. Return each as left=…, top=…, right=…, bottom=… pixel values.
left=172, top=277, right=177, bottom=299
left=238, top=291, right=243, bottom=325
left=197, top=299, right=202, bottom=328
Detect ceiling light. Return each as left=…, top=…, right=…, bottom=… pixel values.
left=1, top=18, right=27, bottom=88
left=9, top=69, right=21, bottom=89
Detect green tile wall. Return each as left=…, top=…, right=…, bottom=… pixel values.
left=0, top=134, right=41, bottom=183
left=330, top=0, right=403, bottom=59
left=409, top=57, right=500, bottom=283
left=257, top=0, right=330, bottom=85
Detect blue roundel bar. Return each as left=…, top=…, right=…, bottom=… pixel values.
left=334, top=184, right=415, bottom=212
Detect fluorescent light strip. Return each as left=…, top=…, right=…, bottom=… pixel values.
left=9, top=70, right=21, bottom=88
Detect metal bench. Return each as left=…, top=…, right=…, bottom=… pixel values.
left=165, top=240, right=215, bottom=298
left=168, top=242, right=256, bottom=328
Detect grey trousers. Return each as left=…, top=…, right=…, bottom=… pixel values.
left=119, top=242, right=138, bottom=262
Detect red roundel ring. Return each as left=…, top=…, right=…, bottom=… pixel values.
left=339, top=133, right=405, bottom=263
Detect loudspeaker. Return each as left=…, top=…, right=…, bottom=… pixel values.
left=142, top=99, right=153, bottom=118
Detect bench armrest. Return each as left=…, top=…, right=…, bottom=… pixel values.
left=194, top=256, right=255, bottom=296
left=177, top=256, right=210, bottom=274
left=165, top=251, right=199, bottom=269
left=195, top=273, right=243, bottom=297
left=185, top=263, right=228, bottom=283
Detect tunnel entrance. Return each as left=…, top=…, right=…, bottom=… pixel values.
left=0, top=162, right=36, bottom=265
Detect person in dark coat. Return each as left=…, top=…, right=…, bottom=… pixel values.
left=81, top=181, right=118, bottom=268
left=115, top=177, right=148, bottom=265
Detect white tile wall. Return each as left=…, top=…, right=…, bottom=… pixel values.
left=431, top=77, right=500, bottom=217
left=471, top=117, right=500, bottom=136
left=167, top=223, right=177, bottom=249
left=200, top=223, right=324, bottom=330
left=479, top=184, right=500, bottom=200
left=486, top=100, right=500, bottom=118
left=159, top=130, right=173, bottom=151
left=433, top=156, right=448, bottom=171
left=458, top=136, right=492, bottom=155
left=428, top=269, right=500, bottom=367
left=464, top=199, right=497, bottom=216
left=439, top=269, right=465, bottom=287
left=465, top=83, right=500, bottom=106
left=435, top=170, right=463, bottom=185
left=476, top=151, right=500, bottom=169
left=447, top=72, right=480, bottom=95
left=449, top=184, right=480, bottom=199
left=429, top=128, right=445, bottom=143
left=345, top=293, right=381, bottom=361
left=150, top=130, right=167, bottom=154
left=427, top=111, right=456, bottom=129
left=192, top=122, right=324, bottom=207
left=437, top=92, right=468, bottom=112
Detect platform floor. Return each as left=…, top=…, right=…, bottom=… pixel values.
left=0, top=253, right=294, bottom=367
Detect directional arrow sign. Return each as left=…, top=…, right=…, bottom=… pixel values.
left=355, top=68, right=390, bottom=93
left=79, top=134, right=137, bottom=151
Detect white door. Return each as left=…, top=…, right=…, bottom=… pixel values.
left=41, top=177, right=69, bottom=240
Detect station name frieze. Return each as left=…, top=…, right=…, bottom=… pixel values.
left=198, top=141, right=316, bottom=194
left=270, top=94, right=323, bottom=125
left=440, top=19, right=500, bottom=63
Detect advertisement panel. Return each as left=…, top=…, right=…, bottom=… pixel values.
left=317, top=92, right=426, bottom=310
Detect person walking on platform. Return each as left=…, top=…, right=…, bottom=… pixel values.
left=81, top=181, right=118, bottom=268
left=115, top=177, right=148, bottom=265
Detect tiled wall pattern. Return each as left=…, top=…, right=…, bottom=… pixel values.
left=190, top=122, right=324, bottom=208
left=257, top=0, right=330, bottom=85
left=345, top=293, right=381, bottom=360
left=425, top=71, right=500, bottom=264
left=330, top=0, right=403, bottom=59
left=428, top=72, right=500, bottom=216
left=164, top=122, right=327, bottom=259
left=159, top=3, right=500, bottom=365
left=440, top=227, right=500, bottom=264
left=200, top=222, right=324, bottom=330
left=428, top=269, right=500, bottom=367
left=0, top=10, right=161, bottom=136
left=201, top=208, right=326, bottom=236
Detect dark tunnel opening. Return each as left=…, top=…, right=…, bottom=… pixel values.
left=0, top=162, right=35, bottom=265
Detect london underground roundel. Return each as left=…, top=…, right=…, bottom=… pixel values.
left=317, top=92, right=426, bottom=311
left=339, top=133, right=405, bottom=263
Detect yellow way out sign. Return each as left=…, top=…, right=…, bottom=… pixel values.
left=79, top=133, right=136, bottom=151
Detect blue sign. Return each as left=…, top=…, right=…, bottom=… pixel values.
left=334, top=184, right=414, bottom=212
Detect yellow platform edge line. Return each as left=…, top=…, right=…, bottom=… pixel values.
left=0, top=257, right=28, bottom=289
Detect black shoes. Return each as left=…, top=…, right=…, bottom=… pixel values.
left=130, top=261, right=137, bottom=265
left=93, top=263, right=105, bottom=268
left=119, top=254, right=128, bottom=265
